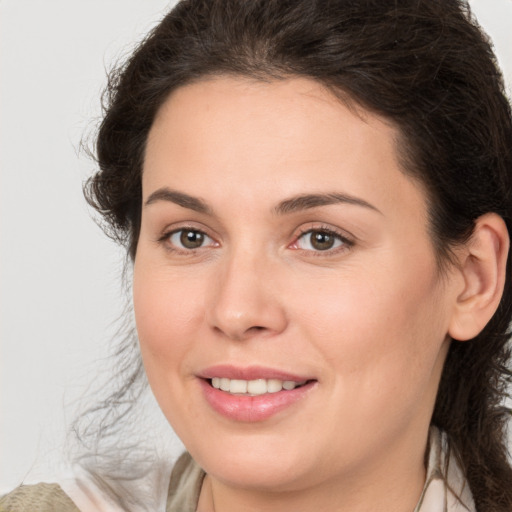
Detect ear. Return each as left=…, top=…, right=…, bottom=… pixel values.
left=448, top=213, right=509, bottom=341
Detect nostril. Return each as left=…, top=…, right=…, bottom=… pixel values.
left=249, top=326, right=266, bottom=332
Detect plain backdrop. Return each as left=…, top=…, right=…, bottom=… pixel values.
left=1, top=0, right=511, bottom=493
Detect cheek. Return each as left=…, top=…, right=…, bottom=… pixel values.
left=290, top=268, right=449, bottom=463
left=132, top=262, right=214, bottom=433
left=293, top=255, right=449, bottom=392
left=132, top=261, right=206, bottom=373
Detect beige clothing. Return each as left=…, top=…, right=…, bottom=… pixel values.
left=413, top=428, right=474, bottom=512
left=0, top=483, right=79, bottom=512
left=0, top=428, right=475, bottom=512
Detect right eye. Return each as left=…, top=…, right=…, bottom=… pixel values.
left=166, top=228, right=215, bottom=250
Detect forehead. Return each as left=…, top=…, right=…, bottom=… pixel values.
left=147, top=76, right=397, bottom=165
left=143, top=76, right=427, bottom=222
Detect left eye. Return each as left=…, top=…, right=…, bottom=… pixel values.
left=295, top=229, right=346, bottom=251
left=168, top=229, right=214, bottom=249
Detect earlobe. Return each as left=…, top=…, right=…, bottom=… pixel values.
left=448, top=213, right=509, bottom=342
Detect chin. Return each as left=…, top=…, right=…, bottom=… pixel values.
left=185, top=430, right=323, bottom=491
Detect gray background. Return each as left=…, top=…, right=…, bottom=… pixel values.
left=1, top=0, right=511, bottom=492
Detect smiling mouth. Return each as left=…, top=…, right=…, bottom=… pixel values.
left=209, top=377, right=310, bottom=396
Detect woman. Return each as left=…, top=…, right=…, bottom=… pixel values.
left=2, top=0, right=511, bottom=511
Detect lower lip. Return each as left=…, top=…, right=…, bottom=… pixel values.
left=199, top=379, right=316, bottom=422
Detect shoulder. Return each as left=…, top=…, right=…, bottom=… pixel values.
left=166, top=452, right=205, bottom=512
left=0, top=483, right=79, bottom=512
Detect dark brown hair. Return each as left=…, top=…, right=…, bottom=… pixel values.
left=86, top=1, right=512, bottom=509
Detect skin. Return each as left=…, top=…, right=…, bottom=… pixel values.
left=133, top=76, right=466, bottom=512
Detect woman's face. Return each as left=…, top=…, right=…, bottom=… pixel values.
left=134, top=77, right=460, bottom=493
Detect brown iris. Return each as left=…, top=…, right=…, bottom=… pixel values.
left=309, top=231, right=336, bottom=251
left=180, top=230, right=205, bottom=249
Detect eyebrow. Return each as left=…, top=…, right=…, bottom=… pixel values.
left=274, top=193, right=381, bottom=215
left=144, top=187, right=381, bottom=216
left=144, top=188, right=212, bottom=214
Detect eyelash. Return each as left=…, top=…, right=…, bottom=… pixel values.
left=291, top=225, right=354, bottom=256
left=157, top=226, right=217, bottom=254
left=157, top=225, right=354, bottom=256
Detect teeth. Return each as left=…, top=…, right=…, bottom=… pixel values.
left=247, top=379, right=266, bottom=395
left=267, top=379, right=283, bottom=393
left=283, top=380, right=296, bottom=390
left=210, top=377, right=306, bottom=395
left=229, top=379, right=248, bottom=394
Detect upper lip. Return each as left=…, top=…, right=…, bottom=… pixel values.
left=197, top=364, right=315, bottom=382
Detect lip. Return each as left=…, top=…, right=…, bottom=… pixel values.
left=198, top=364, right=313, bottom=382
left=197, top=365, right=317, bottom=422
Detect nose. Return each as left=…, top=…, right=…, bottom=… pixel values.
left=205, top=249, right=288, bottom=341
